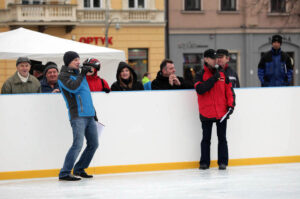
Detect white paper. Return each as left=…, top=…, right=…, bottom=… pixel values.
left=96, top=121, right=105, bottom=137
left=220, top=110, right=230, bottom=123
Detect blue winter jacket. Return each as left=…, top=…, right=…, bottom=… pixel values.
left=58, top=65, right=95, bottom=120
left=258, top=48, right=293, bottom=87
left=40, top=77, right=59, bottom=93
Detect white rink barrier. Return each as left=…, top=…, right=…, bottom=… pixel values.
left=0, top=88, right=300, bottom=179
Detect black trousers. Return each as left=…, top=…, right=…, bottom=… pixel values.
left=200, top=119, right=228, bottom=167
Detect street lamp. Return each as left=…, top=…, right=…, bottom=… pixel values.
left=104, top=0, right=120, bottom=47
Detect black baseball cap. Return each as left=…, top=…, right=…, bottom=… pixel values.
left=216, top=49, right=229, bottom=57
left=204, top=49, right=216, bottom=59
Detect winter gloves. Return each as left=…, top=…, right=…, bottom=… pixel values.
left=81, top=65, right=92, bottom=76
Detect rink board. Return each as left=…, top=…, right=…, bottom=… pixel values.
left=0, top=88, right=300, bottom=180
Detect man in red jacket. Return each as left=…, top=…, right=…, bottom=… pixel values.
left=194, top=49, right=235, bottom=170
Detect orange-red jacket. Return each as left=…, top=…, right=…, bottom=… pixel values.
left=194, top=65, right=235, bottom=121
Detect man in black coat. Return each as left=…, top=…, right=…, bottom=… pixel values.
left=152, top=59, right=186, bottom=90
left=216, top=49, right=240, bottom=88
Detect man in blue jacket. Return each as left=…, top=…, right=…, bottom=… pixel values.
left=258, top=34, right=293, bottom=87
left=58, top=51, right=99, bottom=181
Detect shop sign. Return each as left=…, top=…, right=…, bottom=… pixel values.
left=178, top=42, right=208, bottom=49
left=79, top=36, right=113, bottom=45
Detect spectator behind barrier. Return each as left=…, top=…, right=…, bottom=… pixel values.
left=1, top=57, right=41, bottom=94
left=83, top=58, right=110, bottom=93
left=31, top=60, right=45, bottom=81
left=216, top=49, right=240, bottom=88
left=151, top=59, right=186, bottom=90
left=111, top=61, right=144, bottom=91
left=183, top=67, right=196, bottom=89
left=40, top=62, right=60, bottom=93
left=257, top=34, right=293, bottom=87
left=142, top=72, right=152, bottom=90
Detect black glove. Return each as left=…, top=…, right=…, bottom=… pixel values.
left=81, top=65, right=92, bottom=76
left=213, top=71, right=220, bottom=80
left=228, top=107, right=234, bottom=115
left=226, top=107, right=234, bottom=119
left=94, top=114, right=98, bottom=122
left=103, top=88, right=110, bottom=93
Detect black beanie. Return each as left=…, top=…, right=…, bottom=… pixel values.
left=272, top=34, right=282, bottom=44
left=63, top=51, right=79, bottom=66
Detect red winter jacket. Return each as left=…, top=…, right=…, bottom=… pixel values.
left=194, top=65, right=235, bottom=121
left=86, top=72, right=110, bottom=92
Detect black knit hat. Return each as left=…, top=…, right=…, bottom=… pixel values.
left=63, top=51, right=79, bottom=66
left=204, top=49, right=216, bottom=59
left=43, top=62, right=58, bottom=76
left=272, top=34, right=282, bottom=44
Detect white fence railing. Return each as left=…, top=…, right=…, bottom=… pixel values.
left=0, top=4, right=164, bottom=24
left=6, top=4, right=76, bottom=22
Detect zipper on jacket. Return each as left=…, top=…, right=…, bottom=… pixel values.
left=78, top=95, right=83, bottom=112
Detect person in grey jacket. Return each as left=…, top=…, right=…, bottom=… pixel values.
left=1, top=57, right=41, bottom=94
left=58, top=51, right=99, bottom=181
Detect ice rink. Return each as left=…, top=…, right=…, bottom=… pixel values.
left=1, top=163, right=300, bottom=199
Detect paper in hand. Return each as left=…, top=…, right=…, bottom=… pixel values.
left=220, top=110, right=230, bottom=123
left=96, top=121, right=105, bottom=137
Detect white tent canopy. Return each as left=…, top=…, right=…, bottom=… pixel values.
left=0, top=28, right=126, bottom=84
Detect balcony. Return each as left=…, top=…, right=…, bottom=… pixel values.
left=0, top=3, right=165, bottom=29
left=77, top=9, right=164, bottom=24
left=0, top=3, right=76, bottom=25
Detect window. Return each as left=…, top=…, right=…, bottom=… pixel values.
left=128, top=49, right=148, bottom=81
left=183, top=53, right=202, bottom=71
left=271, top=0, right=286, bottom=13
left=185, top=0, right=201, bottom=11
left=84, top=0, right=101, bottom=8
left=183, top=53, right=202, bottom=87
left=228, top=53, right=238, bottom=74
left=221, top=0, right=236, bottom=11
left=129, top=0, right=145, bottom=9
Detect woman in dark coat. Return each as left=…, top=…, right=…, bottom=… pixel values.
left=111, top=62, right=144, bottom=91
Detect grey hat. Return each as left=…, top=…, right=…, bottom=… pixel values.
left=16, top=57, right=31, bottom=66
left=43, top=63, right=58, bottom=76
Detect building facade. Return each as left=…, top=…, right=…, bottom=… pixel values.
left=168, top=0, right=300, bottom=87
left=0, top=0, right=165, bottom=88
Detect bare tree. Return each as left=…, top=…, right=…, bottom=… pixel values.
left=246, top=0, right=300, bottom=27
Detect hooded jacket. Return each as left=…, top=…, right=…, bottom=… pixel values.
left=58, top=65, right=95, bottom=120
left=258, top=48, right=293, bottom=87
left=194, top=64, right=235, bottom=121
left=86, top=71, right=110, bottom=92
left=111, top=62, right=144, bottom=91
left=151, top=71, right=186, bottom=90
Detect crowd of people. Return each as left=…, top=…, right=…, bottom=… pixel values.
left=0, top=49, right=242, bottom=95
left=0, top=34, right=293, bottom=181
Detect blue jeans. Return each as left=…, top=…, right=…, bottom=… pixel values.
left=59, top=117, right=99, bottom=177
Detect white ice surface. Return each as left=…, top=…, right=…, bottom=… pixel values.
left=0, top=163, right=300, bottom=199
